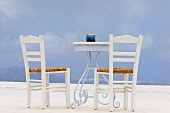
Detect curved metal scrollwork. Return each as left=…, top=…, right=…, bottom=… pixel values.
left=71, top=52, right=91, bottom=109
left=98, top=93, right=120, bottom=108
left=113, top=93, right=120, bottom=108
left=79, top=90, right=88, bottom=104
left=71, top=51, right=120, bottom=109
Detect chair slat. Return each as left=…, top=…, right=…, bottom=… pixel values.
left=46, top=85, right=66, bottom=89
left=26, top=52, right=41, bottom=56
left=113, top=58, right=135, bottom=62
left=46, top=89, right=67, bottom=92
left=27, top=58, right=41, bottom=62
left=113, top=81, right=133, bottom=84
left=30, top=79, right=42, bottom=83
left=113, top=52, right=136, bottom=56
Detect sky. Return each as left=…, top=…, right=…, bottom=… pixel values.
left=0, top=0, right=170, bottom=82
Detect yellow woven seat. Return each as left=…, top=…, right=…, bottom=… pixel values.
left=97, top=68, right=133, bottom=74
left=29, top=67, right=67, bottom=72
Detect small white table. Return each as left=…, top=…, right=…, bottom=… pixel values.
left=73, top=42, right=109, bottom=51
left=71, top=42, right=111, bottom=109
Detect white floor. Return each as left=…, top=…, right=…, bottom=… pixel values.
left=0, top=82, right=170, bottom=113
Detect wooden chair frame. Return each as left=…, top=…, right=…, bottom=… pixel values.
left=94, top=34, right=143, bottom=112
left=20, top=35, right=70, bottom=109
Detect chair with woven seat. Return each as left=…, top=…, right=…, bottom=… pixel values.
left=94, top=34, right=143, bottom=112
left=20, top=35, right=70, bottom=109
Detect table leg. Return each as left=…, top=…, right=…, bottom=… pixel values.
left=71, top=51, right=120, bottom=108
left=71, top=52, right=91, bottom=109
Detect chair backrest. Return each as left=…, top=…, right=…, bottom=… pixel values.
left=109, top=34, right=143, bottom=85
left=20, top=35, right=46, bottom=76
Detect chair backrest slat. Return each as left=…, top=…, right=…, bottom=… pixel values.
left=26, top=51, right=41, bottom=56
left=113, top=52, right=136, bottom=56
left=113, top=58, right=135, bottom=62
left=27, top=58, right=42, bottom=62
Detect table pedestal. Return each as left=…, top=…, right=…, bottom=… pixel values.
left=71, top=51, right=120, bottom=109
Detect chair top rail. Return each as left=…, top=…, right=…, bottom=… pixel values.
left=110, top=35, right=140, bottom=43
left=20, top=35, right=43, bottom=43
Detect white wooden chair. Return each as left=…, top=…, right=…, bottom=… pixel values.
left=94, top=34, right=143, bottom=112
left=20, top=35, right=70, bottom=109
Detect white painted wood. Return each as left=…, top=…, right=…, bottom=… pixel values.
left=20, top=35, right=32, bottom=108
left=29, top=79, right=42, bottom=83
left=113, top=58, right=135, bottom=62
left=65, top=68, right=70, bottom=108
left=31, top=88, right=43, bottom=91
left=73, top=42, right=109, bottom=52
left=46, top=71, right=67, bottom=74
left=96, top=90, right=109, bottom=93
left=30, top=85, right=42, bottom=87
left=73, top=42, right=109, bottom=45
left=21, top=35, right=43, bottom=43
left=112, top=35, right=140, bottom=43
left=46, top=85, right=67, bottom=89
left=27, top=58, right=42, bottom=62
left=26, top=51, right=41, bottom=56
left=94, top=69, right=99, bottom=110
left=124, top=74, right=128, bottom=110
left=46, top=89, right=67, bottom=92
left=114, top=52, right=136, bottom=56
left=46, top=74, right=50, bottom=107
left=109, top=35, right=114, bottom=112
left=113, top=81, right=132, bottom=84
left=93, top=34, right=143, bottom=112
left=20, top=35, right=70, bottom=109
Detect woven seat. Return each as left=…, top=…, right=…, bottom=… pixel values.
left=97, top=68, right=133, bottom=74
left=29, top=67, right=67, bottom=72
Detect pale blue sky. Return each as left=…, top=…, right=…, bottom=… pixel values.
left=0, top=0, right=170, bottom=82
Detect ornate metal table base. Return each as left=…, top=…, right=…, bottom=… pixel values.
left=71, top=51, right=120, bottom=109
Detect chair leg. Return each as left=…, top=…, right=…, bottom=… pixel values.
left=65, top=68, right=70, bottom=109
left=109, top=81, right=113, bottom=112
left=109, top=89, right=113, bottom=112
left=131, top=87, right=136, bottom=112
left=124, top=74, right=128, bottom=110
left=26, top=73, right=31, bottom=108
left=27, top=86, right=31, bottom=108
left=124, top=88, right=128, bottom=110
left=46, top=92, right=50, bottom=107
left=94, top=69, right=99, bottom=110
left=41, top=73, right=47, bottom=109
left=41, top=90, right=46, bottom=109
left=46, top=74, right=50, bottom=107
